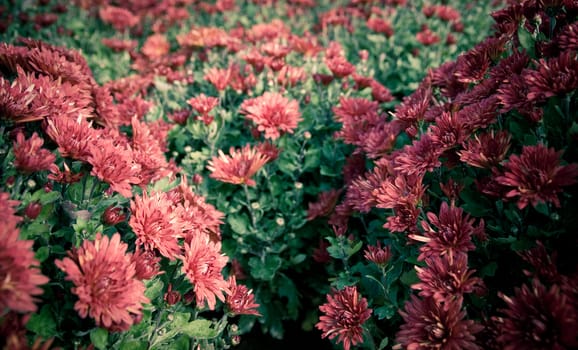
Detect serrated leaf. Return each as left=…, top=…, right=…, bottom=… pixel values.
left=400, top=269, right=419, bottom=286
left=26, top=305, right=56, bottom=338
left=35, top=246, right=50, bottom=263
left=228, top=213, right=250, bottom=235
left=90, top=328, right=108, bottom=350
left=120, top=341, right=147, bottom=350
left=249, top=255, right=282, bottom=281
left=181, top=319, right=218, bottom=339
left=145, top=278, right=164, bottom=300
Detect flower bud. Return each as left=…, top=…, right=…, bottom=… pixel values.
left=25, top=201, right=42, bottom=220
left=102, top=206, right=127, bottom=225
left=164, top=284, right=181, bottom=305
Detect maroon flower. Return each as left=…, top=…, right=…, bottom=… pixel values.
left=394, top=134, right=443, bottom=177
left=316, top=286, right=372, bottom=350
left=411, top=202, right=478, bottom=263
left=495, top=278, right=578, bottom=350
left=395, top=296, right=483, bottom=350
left=495, top=144, right=578, bottom=209
left=364, top=241, right=392, bottom=268
left=412, top=254, right=483, bottom=306
left=458, top=130, right=511, bottom=169
left=307, top=189, right=342, bottom=221
left=525, top=51, right=578, bottom=102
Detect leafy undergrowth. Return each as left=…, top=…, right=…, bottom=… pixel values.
left=1, top=0, right=578, bottom=350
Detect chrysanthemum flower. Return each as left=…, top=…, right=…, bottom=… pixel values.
left=307, top=189, right=342, bottom=221
left=129, top=191, right=183, bottom=260
left=525, top=51, right=578, bottom=102
left=141, top=34, right=170, bottom=60
left=458, top=130, right=512, bottom=169
left=225, top=276, right=261, bottom=316
left=394, top=134, right=443, bottom=177
left=44, top=116, right=96, bottom=162
left=412, top=254, right=483, bottom=307
left=187, top=93, right=219, bottom=117
left=495, top=144, right=578, bottom=209
left=13, top=131, right=55, bottom=173
left=180, top=233, right=230, bottom=310
left=316, top=285, right=372, bottom=350
left=98, top=6, right=139, bottom=32
left=495, top=278, right=578, bottom=350
left=167, top=176, right=224, bottom=243
left=239, top=92, right=302, bottom=140
left=394, top=295, right=483, bottom=350
left=411, top=202, right=478, bottom=263
left=0, top=192, right=22, bottom=229
left=55, top=233, right=148, bottom=331
left=207, top=144, right=269, bottom=186
left=364, top=241, right=392, bottom=268
left=0, top=222, right=49, bottom=313
left=204, top=67, right=230, bottom=91
left=88, top=137, right=141, bottom=198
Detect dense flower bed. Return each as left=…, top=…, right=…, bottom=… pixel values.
left=1, top=0, right=578, bottom=349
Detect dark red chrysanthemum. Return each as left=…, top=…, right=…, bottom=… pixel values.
left=495, top=278, right=578, bottom=350
left=458, top=130, right=511, bottom=169
left=411, top=202, right=478, bottom=263
left=394, top=296, right=483, bottom=350
left=55, top=233, right=148, bottom=331
left=495, top=144, right=578, bottom=209
left=412, top=254, right=483, bottom=307
left=394, top=134, right=443, bottom=177
left=316, top=286, right=372, bottom=350
left=525, top=51, right=578, bottom=102
left=364, top=241, right=392, bottom=268
left=307, top=189, right=342, bottom=221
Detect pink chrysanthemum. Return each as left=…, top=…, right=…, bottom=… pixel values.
left=55, top=233, right=148, bottom=331
left=239, top=92, right=302, bottom=140
left=0, top=218, right=49, bottom=313
left=207, top=144, right=269, bottom=186
left=495, top=144, right=578, bottom=209
left=88, top=137, right=142, bottom=198
left=225, top=276, right=261, bottom=316
left=180, top=233, right=230, bottom=310
left=316, top=286, right=372, bottom=350
left=129, top=191, right=183, bottom=260
left=13, top=130, right=55, bottom=173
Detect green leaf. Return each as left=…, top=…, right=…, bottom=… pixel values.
left=400, top=269, right=419, bottom=286
left=277, top=275, right=300, bottom=319
left=145, top=278, right=164, bottom=300
left=35, top=246, right=50, bottom=263
left=26, top=305, right=57, bottom=339
left=303, top=148, right=321, bottom=172
left=228, top=213, right=250, bottom=235
left=479, top=262, right=498, bottom=277
left=120, top=341, right=147, bottom=350
left=90, top=328, right=109, bottom=350
left=249, top=255, right=282, bottom=280
left=291, top=254, right=306, bottom=265
left=181, top=319, right=218, bottom=339
left=378, top=337, right=390, bottom=350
